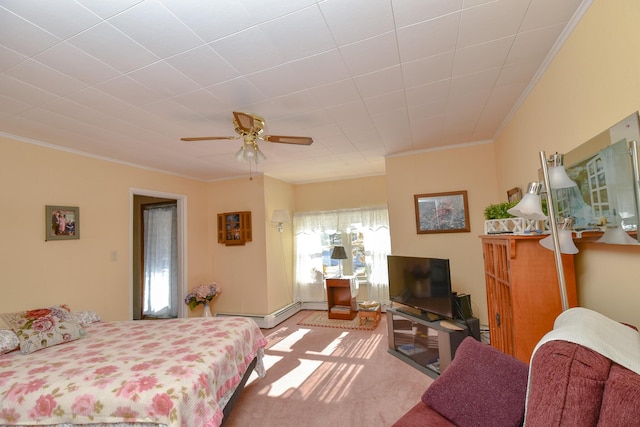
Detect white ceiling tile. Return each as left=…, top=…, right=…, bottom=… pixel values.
left=319, top=0, right=395, bottom=46
left=165, top=46, right=239, bottom=88
left=397, top=12, right=461, bottom=62
left=0, top=45, right=28, bottom=73
left=353, top=66, right=404, bottom=98
left=405, top=80, right=450, bottom=109
left=2, top=0, right=102, bottom=39
left=0, top=94, right=32, bottom=116
left=239, top=0, right=317, bottom=23
left=521, top=0, right=585, bottom=31
left=506, top=24, right=565, bottom=65
left=0, top=8, right=60, bottom=57
left=458, top=0, right=529, bottom=48
left=0, top=74, right=58, bottom=106
left=127, top=61, right=200, bottom=97
left=402, top=51, right=455, bottom=88
left=68, top=22, right=159, bottom=73
left=95, top=75, right=165, bottom=107
left=392, top=0, right=463, bottom=27
left=259, top=7, right=336, bottom=62
left=75, top=0, right=145, bottom=20
left=66, top=87, right=137, bottom=115
left=206, top=77, right=266, bottom=106
left=160, top=0, right=257, bottom=43
left=210, top=26, right=285, bottom=75
left=247, top=50, right=350, bottom=98
left=34, top=42, right=120, bottom=85
left=496, top=61, right=540, bottom=87
left=4, top=60, right=86, bottom=96
left=310, top=80, right=361, bottom=108
left=339, top=32, right=400, bottom=77
left=108, top=0, right=203, bottom=58
left=453, top=36, right=514, bottom=77
left=170, top=90, right=229, bottom=118
left=364, top=91, right=407, bottom=116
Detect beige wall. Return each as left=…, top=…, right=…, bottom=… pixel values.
left=494, top=0, right=640, bottom=326
left=386, top=143, right=499, bottom=324
left=0, top=137, right=211, bottom=320
left=294, top=175, right=388, bottom=212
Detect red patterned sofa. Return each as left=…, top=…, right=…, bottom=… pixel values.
left=393, top=308, right=640, bottom=427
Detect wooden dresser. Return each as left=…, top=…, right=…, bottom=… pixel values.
left=480, top=234, right=578, bottom=363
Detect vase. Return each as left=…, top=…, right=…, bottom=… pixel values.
left=202, top=301, right=212, bottom=318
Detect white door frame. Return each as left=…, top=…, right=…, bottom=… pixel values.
left=130, top=188, right=188, bottom=319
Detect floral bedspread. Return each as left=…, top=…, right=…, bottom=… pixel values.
left=0, top=317, right=266, bottom=427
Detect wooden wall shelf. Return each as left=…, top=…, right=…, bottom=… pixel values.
left=217, top=211, right=252, bottom=246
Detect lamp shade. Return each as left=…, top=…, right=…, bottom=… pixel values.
left=539, top=217, right=578, bottom=254
left=507, top=182, right=546, bottom=220
left=547, top=153, right=577, bottom=189
left=330, top=246, right=348, bottom=260
left=596, top=226, right=638, bottom=244
left=271, top=210, right=291, bottom=224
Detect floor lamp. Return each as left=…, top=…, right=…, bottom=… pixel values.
left=508, top=151, right=579, bottom=312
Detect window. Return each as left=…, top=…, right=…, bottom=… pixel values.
left=293, top=207, right=391, bottom=304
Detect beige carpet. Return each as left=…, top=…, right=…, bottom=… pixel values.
left=224, top=310, right=433, bottom=427
left=297, top=309, right=379, bottom=330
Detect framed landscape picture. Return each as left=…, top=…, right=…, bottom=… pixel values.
left=46, top=205, right=79, bottom=241
left=414, top=191, right=470, bottom=234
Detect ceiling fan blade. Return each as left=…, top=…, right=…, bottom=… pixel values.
left=263, top=135, right=313, bottom=145
left=180, top=136, right=238, bottom=141
left=233, top=111, right=259, bottom=133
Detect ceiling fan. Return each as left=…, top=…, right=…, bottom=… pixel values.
left=181, top=111, right=313, bottom=164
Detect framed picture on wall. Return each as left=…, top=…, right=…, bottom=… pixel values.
left=414, top=191, right=470, bottom=234
left=46, top=205, right=80, bottom=241
left=507, top=187, right=522, bottom=202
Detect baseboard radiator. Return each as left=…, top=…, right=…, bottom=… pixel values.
left=216, top=301, right=302, bottom=329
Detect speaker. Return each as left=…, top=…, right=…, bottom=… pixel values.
left=465, top=317, right=481, bottom=341
left=453, top=293, right=473, bottom=320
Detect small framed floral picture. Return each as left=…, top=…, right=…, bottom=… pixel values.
left=46, top=205, right=79, bottom=241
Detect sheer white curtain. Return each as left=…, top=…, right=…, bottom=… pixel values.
left=293, top=206, right=391, bottom=304
left=143, top=205, right=178, bottom=318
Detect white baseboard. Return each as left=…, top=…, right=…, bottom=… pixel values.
left=216, top=301, right=303, bottom=328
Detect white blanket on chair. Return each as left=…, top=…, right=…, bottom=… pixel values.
left=524, top=307, right=640, bottom=426
left=530, top=307, right=640, bottom=375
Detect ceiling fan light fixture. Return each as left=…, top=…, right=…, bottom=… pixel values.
left=235, top=144, right=266, bottom=164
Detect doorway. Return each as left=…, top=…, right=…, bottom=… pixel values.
left=131, top=190, right=187, bottom=320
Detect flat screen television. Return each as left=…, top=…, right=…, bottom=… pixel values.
left=387, top=255, right=454, bottom=320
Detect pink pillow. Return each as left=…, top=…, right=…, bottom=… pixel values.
left=422, top=337, right=528, bottom=427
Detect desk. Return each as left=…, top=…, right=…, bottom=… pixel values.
left=326, top=277, right=357, bottom=320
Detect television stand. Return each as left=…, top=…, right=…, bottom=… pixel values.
left=387, top=307, right=468, bottom=378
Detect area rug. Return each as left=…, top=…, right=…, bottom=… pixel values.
left=297, top=310, right=378, bottom=330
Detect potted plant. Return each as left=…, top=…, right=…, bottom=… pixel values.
left=483, top=201, right=548, bottom=234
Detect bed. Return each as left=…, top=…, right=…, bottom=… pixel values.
left=0, top=307, right=267, bottom=427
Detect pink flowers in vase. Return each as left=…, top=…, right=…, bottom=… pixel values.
left=184, top=283, right=221, bottom=310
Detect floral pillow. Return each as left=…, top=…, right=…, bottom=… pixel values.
left=0, top=329, right=19, bottom=354
left=0, top=305, right=85, bottom=354
left=70, top=310, right=101, bottom=325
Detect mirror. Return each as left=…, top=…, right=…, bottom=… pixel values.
left=563, top=112, right=640, bottom=244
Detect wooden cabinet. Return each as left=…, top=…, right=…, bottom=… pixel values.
left=217, top=211, right=252, bottom=246
left=326, top=277, right=357, bottom=320
left=481, top=235, right=577, bottom=363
